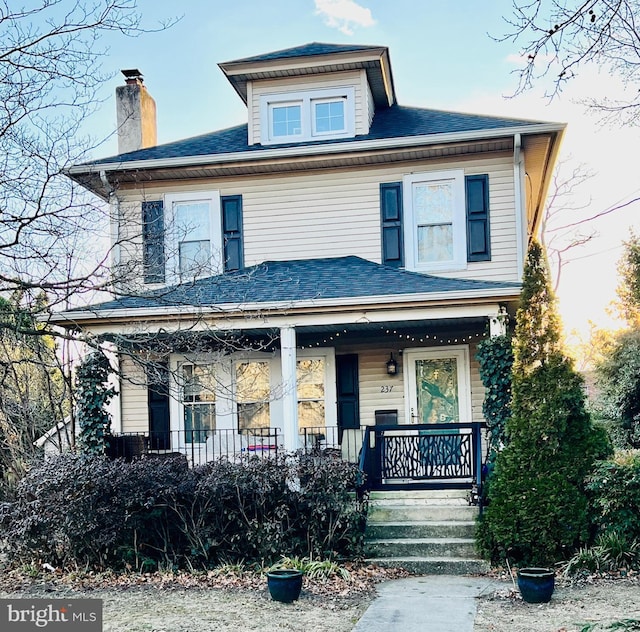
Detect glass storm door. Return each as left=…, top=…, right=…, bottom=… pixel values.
left=405, top=348, right=471, bottom=425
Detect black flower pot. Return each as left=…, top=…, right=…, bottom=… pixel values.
left=266, top=570, right=303, bottom=603
left=517, top=567, right=555, bottom=603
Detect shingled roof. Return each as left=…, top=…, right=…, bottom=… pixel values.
left=86, top=105, right=546, bottom=167
left=222, top=42, right=385, bottom=64
left=70, top=256, right=520, bottom=314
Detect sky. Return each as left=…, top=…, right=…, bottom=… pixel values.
left=76, top=0, right=637, bottom=341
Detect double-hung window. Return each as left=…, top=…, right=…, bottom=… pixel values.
left=165, top=191, right=222, bottom=281
left=236, top=360, right=271, bottom=432
left=403, top=170, right=466, bottom=273
left=261, top=87, right=354, bottom=145
left=182, top=364, right=216, bottom=444
left=297, top=358, right=326, bottom=431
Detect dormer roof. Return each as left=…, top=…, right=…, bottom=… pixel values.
left=219, top=41, right=396, bottom=108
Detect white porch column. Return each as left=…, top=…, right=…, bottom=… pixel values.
left=280, top=326, right=299, bottom=452
left=489, top=306, right=509, bottom=337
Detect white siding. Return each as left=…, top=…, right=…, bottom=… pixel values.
left=250, top=70, right=368, bottom=144
left=120, top=355, right=148, bottom=433
left=115, top=153, right=519, bottom=285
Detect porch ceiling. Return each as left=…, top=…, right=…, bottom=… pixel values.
left=109, top=315, right=491, bottom=352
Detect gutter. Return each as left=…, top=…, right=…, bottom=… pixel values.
left=67, top=123, right=566, bottom=176
left=48, top=285, right=521, bottom=324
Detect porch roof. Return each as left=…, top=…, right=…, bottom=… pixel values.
left=63, top=256, right=520, bottom=317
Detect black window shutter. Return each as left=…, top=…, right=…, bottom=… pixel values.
left=221, top=195, right=244, bottom=272
left=465, top=174, right=491, bottom=262
left=380, top=182, right=403, bottom=267
left=142, top=200, right=165, bottom=283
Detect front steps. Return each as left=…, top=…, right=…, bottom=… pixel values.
left=364, top=489, right=489, bottom=575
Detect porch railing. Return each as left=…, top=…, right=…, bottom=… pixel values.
left=106, top=426, right=365, bottom=466
left=359, top=422, right=485, bottom=492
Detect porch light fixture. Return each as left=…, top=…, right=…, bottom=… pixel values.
left=386, top=353, right=398, bottom=376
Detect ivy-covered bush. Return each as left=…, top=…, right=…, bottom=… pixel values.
left=476, top=334, right=513, bottom=456
left=586, top=451, right=640, bottom=541
left=0, top=452, right=367, bottom=571
left=75, top=351, right=117, bottom=455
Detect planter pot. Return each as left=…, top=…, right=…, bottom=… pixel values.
left=266, top=570, right=303, bottom=603
left=517, top=567, right=555, bottom=603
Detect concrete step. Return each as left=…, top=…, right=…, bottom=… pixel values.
left=366, top=537, right=477, bottom=559
left=369, top=490, right=470, bottom=507
left=366, top=556, right=490, bottom=575
left=367, top=503, right=478, bottom=524
left=369, top=489, right=470, bottom=503
left=365, top=520, right=476, bottom=540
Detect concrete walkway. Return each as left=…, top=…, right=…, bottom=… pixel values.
left=352, top=575, right=504, bottom=632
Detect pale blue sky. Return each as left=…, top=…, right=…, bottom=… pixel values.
left=76, top=0, right=636, bottom=340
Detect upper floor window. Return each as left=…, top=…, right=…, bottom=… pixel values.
left=261, top=87, right=354, bottom=145
left=164, top=190, right=222, bottom=282
left=403, top=170, right=467, bottom=273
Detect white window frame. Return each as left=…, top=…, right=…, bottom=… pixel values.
left=260, top=87, right=355, bottom=145
left=295, top=349, right=337, bottom=433
left=164, top=190, right=222, bottom=283
left=403, top=169, right=467, bottom=273
left=403, top=346, right=472, bottom=425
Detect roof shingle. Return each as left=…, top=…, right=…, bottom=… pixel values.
left=75, top=256, right=520, bottom=313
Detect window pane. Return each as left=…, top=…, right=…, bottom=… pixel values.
left=417, top=225, right=453, bottom=262
left=297, top=359, right=325, bottom=399
left=179, top=240, right=211, bottom=276
left=238, top=402, right=270, bottom=430
left=413, top=182, right=453, bottom=224
left=314, top=99, right=344, bottom=133
left=175, top=201, right=210, bottom=241
left=415, top=358, right=460, bottom=424
left=298, top=401, right=325, bottom=429
left=272, top=105, right=301, bottom=136
left=184, top=403, right=215, bottom=443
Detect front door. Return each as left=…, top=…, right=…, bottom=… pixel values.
left=404, top=346, right=472, bottom=425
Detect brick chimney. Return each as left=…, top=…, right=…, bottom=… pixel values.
left=116, top=69, right=157, bottom=154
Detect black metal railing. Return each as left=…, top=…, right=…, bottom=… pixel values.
left=106, top=426, right=366, bottom=466
left=106, top=428, right=280, bottom=465
left=360, top=422, right=485, bottom=492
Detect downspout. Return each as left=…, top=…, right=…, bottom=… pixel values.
left=99, top=170, right=123, bottom=440
left=513, top=134, right=526, bottom=282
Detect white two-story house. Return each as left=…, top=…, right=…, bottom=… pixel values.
left=53, top=43, right=564, bottom=491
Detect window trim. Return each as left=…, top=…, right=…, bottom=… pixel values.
left=403, top=169, right=467, bottom=273
left=402, top=346, right=472, bottom=425
left=260, top=87, right=355, bottom=145
left=164, top=190, right=222, bottom=283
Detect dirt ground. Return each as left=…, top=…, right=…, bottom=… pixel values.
left=1, top=571, right=639, bottom=631
left=474, top=576, right=640, bottom=632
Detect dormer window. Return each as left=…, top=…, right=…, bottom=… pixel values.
left=261, top=87, right=354, bottom=145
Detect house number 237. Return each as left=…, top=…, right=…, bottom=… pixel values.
left=380, top=385, right=394, bottom=393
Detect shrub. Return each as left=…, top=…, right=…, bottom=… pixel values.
left=586, top=451, right=640, bottom=541
left=477, top=242, right=611, bottom=567
left=0, top=452, right=367, bottom=571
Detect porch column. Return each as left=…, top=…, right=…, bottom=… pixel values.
left=489, top=306, right=508, bottom=337
left=280, top=326, right=298, bottom=452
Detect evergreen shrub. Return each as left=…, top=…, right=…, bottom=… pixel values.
left=477, top=242, right=611, bottom=567
left=586, top=451, right=640, bottom=541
